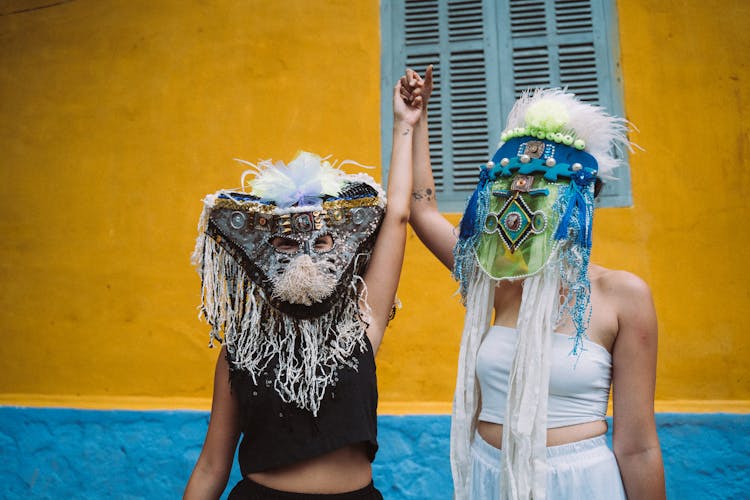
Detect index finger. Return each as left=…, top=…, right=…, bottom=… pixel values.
left=424, top=64, right=434, bottom=87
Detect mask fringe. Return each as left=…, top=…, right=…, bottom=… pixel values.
left=196, top=237, right=368, bottom=416
left=500, top=263, right=560, bottom=500
left=454, top=176, right=492, bottom=301
left=450, top=270, right=496, bottom=499
left=553, top=184, right=594, bottom=357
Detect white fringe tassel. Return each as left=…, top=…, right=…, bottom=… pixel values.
left=193, top=234, right=367, bottom=416
left=449, top=258, right=562, bottom=500
left=450, top=270, right=496, bottom=499
left=500, top=263, right=560, bottom=500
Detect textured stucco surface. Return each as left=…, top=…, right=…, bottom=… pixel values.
left=1, top=0, right=749, bottom=408
left=1, top=408, right=747, bottom=499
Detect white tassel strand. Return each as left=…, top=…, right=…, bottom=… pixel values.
left=196, top=237, right=368, bottom=416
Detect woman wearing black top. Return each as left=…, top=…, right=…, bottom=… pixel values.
left=183, top=79, right=422, bottom=499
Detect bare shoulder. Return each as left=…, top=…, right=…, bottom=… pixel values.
left=591, top=265, right=653, bottom=303
left=591, top=265, right=657, bottom=348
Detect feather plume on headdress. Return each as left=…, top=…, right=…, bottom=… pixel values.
left=500, top=88, right=631, bottom=179
left=236, top=151, right=347, bottom=208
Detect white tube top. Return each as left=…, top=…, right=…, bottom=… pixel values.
left=476, top=325, right=612, bottom=428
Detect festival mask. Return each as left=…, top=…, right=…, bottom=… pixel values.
left=197, top=152, right=385, bottom=319
left=453, top=92, right=618, bottom=294
left=473, top=136, right=598, bottom=281
left=449, top=91, right=630, bottom=500
left=192, top=152, right=386, bottom=415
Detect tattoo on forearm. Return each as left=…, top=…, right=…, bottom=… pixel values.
left=402, top=127, right=411, bottom=135
left=411, top=187, right=434, bottom=202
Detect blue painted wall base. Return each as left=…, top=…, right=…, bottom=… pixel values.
left=0, top=408, right=747, bottom=499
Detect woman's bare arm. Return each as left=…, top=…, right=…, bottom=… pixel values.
left=184, top=346, right=242, bottom=500
left=404, top=66, right=458, bottom=270
left=610, top=272, right=666, bottom=500
left=362, top=79, right=421, bottom=351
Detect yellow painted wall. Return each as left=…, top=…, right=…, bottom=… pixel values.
left=1, top=0, right=748, bottom=410
left=381, top=0, right=750, bottom=407
left=603, top=0, right=750, bottom=401
left=0, top=0, right=381, bottom=403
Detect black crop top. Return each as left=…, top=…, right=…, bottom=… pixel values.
left=228, top=336, right=378, bottom=474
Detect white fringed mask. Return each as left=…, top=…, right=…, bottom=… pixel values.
left=192, top=151, right=386, bottom=415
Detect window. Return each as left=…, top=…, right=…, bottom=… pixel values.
left=381, top=0, right=630, bottom=211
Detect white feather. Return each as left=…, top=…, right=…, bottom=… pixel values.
left=241, top=152, right=346, bottom=205
left=502, top=89, right=631, bottom=179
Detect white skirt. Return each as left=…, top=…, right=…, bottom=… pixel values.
left=470, top=433, right=627, bottom=500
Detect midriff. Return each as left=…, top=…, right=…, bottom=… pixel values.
left=248, top=443, right=371, bottom=494
left=477, top=419, right=608, bottom=449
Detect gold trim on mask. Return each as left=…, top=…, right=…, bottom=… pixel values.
left=322, top=197, right=381, bottom=210
left=211, top=195, right=383, bottom=234
left=213, top=198, right=276, bottom=214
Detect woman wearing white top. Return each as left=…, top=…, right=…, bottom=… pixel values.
left=401, top=67, right=665, bottom=500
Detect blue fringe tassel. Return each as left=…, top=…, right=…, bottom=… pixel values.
left=458, top=168, right=490, bottom=240
left=453, top=168, right=492, bottom=300
left=554, top=170, right=595, bottom=249
left=553, top=181, right=596, bottom=359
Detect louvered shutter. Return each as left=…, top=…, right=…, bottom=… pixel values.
left=495, top=0, right=630, bottom=206
left=382, top=0, right=629, bottom=210
left=383, top=0, right=502, bottom=212
left=503, top=0, right=600, bottom=100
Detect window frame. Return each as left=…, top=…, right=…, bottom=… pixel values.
left=380, top=0, right=631, bottom=212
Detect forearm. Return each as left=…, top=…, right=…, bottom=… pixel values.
left=183, top=457, right=231, bottom=500
left=386, top=120, right=414, bottom=222
left=408, top=111, right=457, bottom=269
left=410, top=112, right=439, bottom=217
left=360, top=120, right=412, bottom=343
left=616, top=447, right=666, bottom=499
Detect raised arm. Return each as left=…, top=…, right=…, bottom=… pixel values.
left=403, top=66, right=458, bottom=270
left=610, top=272, right=666, bottom=500
left=184, top=346, right=242, bottom=500
left=362, top=79, right=421, bottom=351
